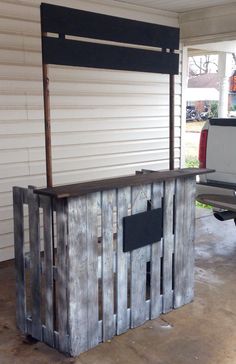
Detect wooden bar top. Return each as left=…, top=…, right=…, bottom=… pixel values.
left=35, top=168, right=214, bottom=199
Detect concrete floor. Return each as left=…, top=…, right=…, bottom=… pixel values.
left=1, top=208, right=236, bottom=364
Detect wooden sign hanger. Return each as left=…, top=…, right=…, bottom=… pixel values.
left=40, top=2, right=180, bottom=187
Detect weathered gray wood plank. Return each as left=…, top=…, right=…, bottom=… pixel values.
left=87, top=192, right=100, bottom=350
left=41, top=195, right=54, bottom=346
left=28, top=187, right=42, bottom=340
left=162, top=180, right=175, bottom=313
left=116, top=187, right=130, bottom=335
left=173, top=178, right=185, bottom=308
left=174, top=177, right=196, bottom=308
left=101, top=190, right=116, bottom=341
left=56, top=199, right=68, bottom=353
left=68, top=196, right=88, bottom=356
left=184, top=177, right=196, bottom=304
left=130, top=184, right=150, bottom=328
left=13, top=187, right=26, bottom=333
left=150, top=182, right=163, bottom=319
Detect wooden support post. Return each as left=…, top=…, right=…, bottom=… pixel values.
left=169, top=73, right=175, bottom=170
left=41, top=6, right=53, bottom=187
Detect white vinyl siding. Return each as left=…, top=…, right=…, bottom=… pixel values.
left=0, top=0, right=180, bottom=261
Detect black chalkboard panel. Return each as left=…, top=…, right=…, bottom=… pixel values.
left=123, top=208, right=163, bottom=252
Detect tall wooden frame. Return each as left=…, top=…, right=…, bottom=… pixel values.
left=40, top=3, right=180, bottom=187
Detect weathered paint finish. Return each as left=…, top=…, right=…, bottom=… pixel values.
left=162, top=180, right=175, bottom=313
left=130, top=184, right=151, bottom=328
left=56, top=199, right=68, bottom=353
left=86, top=192, right=100, bottom=350
left=116, top=187, right=130, bottom=335
left=150, top=182, right=164, bottom=319
left=13, top=175, right=196, bottom=356
left=174, top=177, right=195, bottom=308
left=67, top=196, right=88, bottom=355
left=28, top=186, right=42, bottom=341
left=101, top=190, right=116, bottom=341
left=41, top=195, right=54, bottom=346
left=13, top=187, right=26, bottom=333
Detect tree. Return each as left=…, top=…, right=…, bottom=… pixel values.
left=189, top=55, right=218, bottom=76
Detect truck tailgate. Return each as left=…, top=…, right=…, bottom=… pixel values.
left=207, top=118, right=236, bottom=184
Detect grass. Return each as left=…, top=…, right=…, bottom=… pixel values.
left=185, top=156, right=199, bottom=168
left=185, top=156, right=211, bottom=210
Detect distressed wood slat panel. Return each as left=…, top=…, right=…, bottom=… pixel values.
left=130, top=184, right=150, bottom=328
left=56, top=199, right=68, bottom=353
left=13, top=186, right=26, bottom=332
left=174, top=177, right=196, bottom=308
left=86, top=192, right=100, bottom=350
left=41, top=195, right=54, bottom=346
left=67, top=196, right=88, bottom=356
left=116, top=187, right=130, bottom=334
left=28, top=187, right=42, bottom=340
left=184, top=177, right=196, bottom=304
left=150, top=182, right=163, bottom=319
left=162, top=180, right=175, bottom=313
left=101, top=190, right=116, bottom=341
left=173, top=178, right=185, bottom=308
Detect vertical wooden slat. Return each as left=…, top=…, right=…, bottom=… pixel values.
left=173, top=178, right=185, bottom=308
left=13, top=187, right=26, bottom=333
left=101, top=190, right=116, bottom=341
left=130, top=184, right=150, bottom=328
left=184, top=177, right=196, bottom=304
left=68, top=196, right=88, bottom=356
left=28, top=187, right=42, bottom=340
left=116, top=187, right=130, bottom=335
left=150, top=182, right=163, bottom=319
left=41, top=195, right=54, bottom=346
left=162, top=180, right=175, bottom=313
left=56, top=199, right=68, bottom=353
left=174, top=177, right=196, bottom=308
left=87, top=192, right=100, bottom=350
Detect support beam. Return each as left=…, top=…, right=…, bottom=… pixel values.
left=169, top=73, right=175, bottom=170
left=218, top=52, right=231, bottom=118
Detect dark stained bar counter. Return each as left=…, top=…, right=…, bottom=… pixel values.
left=34, top=168, right=214, bottom=199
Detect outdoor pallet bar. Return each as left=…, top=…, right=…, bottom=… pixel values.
left=13, top=168, right=213, bottom=356
left=13, top=2, right=213, bottom=357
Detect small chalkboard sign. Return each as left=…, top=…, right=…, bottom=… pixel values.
left=123, top=208, right=163, bottom=252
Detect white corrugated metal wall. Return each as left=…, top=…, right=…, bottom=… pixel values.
left=0, top=0, right=181, bottom=261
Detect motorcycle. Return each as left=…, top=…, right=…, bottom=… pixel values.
left=186, top=106, right=200, bottom=121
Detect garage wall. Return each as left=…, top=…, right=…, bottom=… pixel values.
left=0, top=0, right=181, bottom=261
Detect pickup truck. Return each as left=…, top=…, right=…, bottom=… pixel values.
left=196, top=118, right=236, bottom=222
